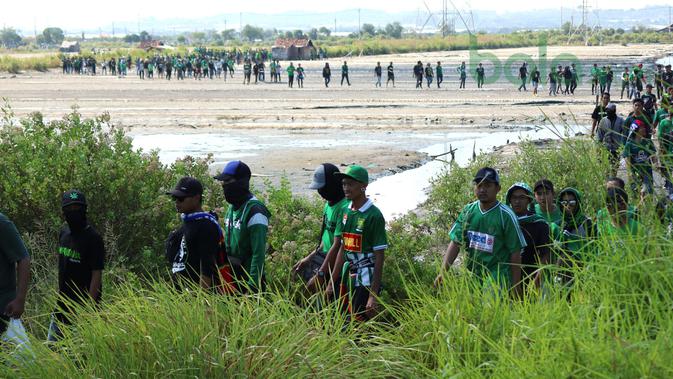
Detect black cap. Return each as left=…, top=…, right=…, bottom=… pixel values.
left=534, top=179, right=555, bottom=192
left=213, top=160, right=252, bottom=182
left=62, top=190, right=87, bottom=208
left=166, top=177, right=203, bottom=197
left=473, top=167, right=500, bottom=184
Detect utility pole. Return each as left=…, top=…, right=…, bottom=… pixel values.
left=334, top=18, right=337, bottom=35
left=239, top=12, right=242, bottom=41
left=112, top=22, right=115, bottom=38
left=669, top=6, right=671, bottom=33
left=358, top=9, right=361, bottom=39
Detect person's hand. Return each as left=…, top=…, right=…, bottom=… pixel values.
left=292, top=257, right=310, bottom=277
left=325, top=284, right=335, bottom=300
left=4, top=297, right=25, bottom=319
left=306, top=274, right=324, bottom=293
left=365, top=295, right=378, bottom=320
left=433, top=273, right=444, bottom=288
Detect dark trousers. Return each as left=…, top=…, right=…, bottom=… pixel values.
left=341, top=73, right=350, bottom=86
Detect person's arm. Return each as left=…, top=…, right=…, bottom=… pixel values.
left=292, top=242, right=322, bottom=275
left=510, top=251, right=522, bottom=298
left=89, top=270, right=102, bottom=299
left=307, top=237, right=342, bottom=291
left=247, top=220, right=269, bottom=291
left=366, top=250, right=385, bottom=319
left=434, top=241, right=461, bottom=287
left=326, top=245, right=345, bottom=298
left=5, top=257, right=30, bottom=318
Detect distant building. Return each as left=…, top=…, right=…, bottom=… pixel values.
left=271, top=38, right=316, bottom=61
left=657, top=24, right=673, bottom=33
left=59, top=41, right=80, bottom=53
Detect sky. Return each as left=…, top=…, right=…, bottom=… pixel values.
left=2, top=0, right=672, bottom=31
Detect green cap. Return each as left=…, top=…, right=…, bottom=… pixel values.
left=334, top=165, right=369, bottom=184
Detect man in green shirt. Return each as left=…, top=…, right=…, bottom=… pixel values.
left=215, top=161, right=271, bottom=293
left=326, top=165, right=387, bottom=321
left=436, top=61, right=444, bottom=88
left=476, top=63, right=485, bottom=89
left=341, top=61, right=350, bottom=86
left=287, top=62, right=296, bottom=88
left=621, top=67, right=630, bottom=99
left=0, top=212, right=30, bottom=337
left=293, top=164, right=348, bottom=294
left=591, top=63, right=600, bottom=95
left=435, top=167, right=526, bottom=295
left=533, top=179, right=562, bottom=226
left=623, top=119, right=657, bottom=194
left=597, top=188, right=641, bottom=239
left=457, top=61, right=466, bottom=89
left=656, top=100, right=673, bottom=194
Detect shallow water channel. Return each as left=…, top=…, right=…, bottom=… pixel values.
left=131, top=125, right=583, bottom=221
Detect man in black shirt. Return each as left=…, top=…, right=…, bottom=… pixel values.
left=386, top=62, right=395, bottom=88
left=505, top=183, right=550, bottom=291
left=48, top=190, right=105, bottom=342
left=591, top=92, right=611, bottom=138
left=165, top=177, right=219, bottom=290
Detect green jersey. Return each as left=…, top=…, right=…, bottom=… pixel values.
left=320, top=198, right=349, bottom=254
left=334, top=199, right=387, bottom=287
left=534, top=203, right=562, bottom=225
left=595, top=205, right=638, bottom=224
left=622, top=72, right=629, bottom=82
left=224, top=197, right=270, bottom=289
left=0, top=213, right=29, bottom=312
left=436, top=66, right=443, bottom=76
left=658, top=118, right=673, bottom=159
left=287, top=65, right=295, bottom=76
left=596, top=217, right=641, bottom=238
left=622, top=138, right=656, bottom=176
left=341, top=64, right=348, bottom=74
left=449, top=201, right=526, bottom=285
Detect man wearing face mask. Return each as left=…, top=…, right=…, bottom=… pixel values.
left=215, top=161, right=270, bottom=293
left=48, top=190, right=105, bottom=342
left=293, top=163, right=348, bottom=293
left=595, top=103, right=626, bottom=175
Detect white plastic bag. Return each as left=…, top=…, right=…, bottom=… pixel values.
left=2, top=318, right=34, bottom=361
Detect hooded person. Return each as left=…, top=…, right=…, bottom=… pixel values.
left=49, top=190, right=105, bottom=342
left=555, top=187, right=595, bottom=287
left=293, top=163, right=349, bottom=293
left=505, top=182, right=550, bottom=289
left=215, top=161, right=270, bottom=293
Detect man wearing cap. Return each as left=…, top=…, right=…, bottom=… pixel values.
left=165, top=177, right=220, bottom=291
left=505, top=183, right=550, bottom=290
left=325, top=165, right=387, bottom=321
left=435, top=167, right=526, bottom=296
left=48, top=190, right=105, bottom=341
left=0, top=212, right=30, bottom=340
left=595, top=102, right=626, bottom=175
left=623, top=119, right=658, bottom=194
left=293, top=164, right=348, bottom=293
left=215, top=161, right=270, bottom=293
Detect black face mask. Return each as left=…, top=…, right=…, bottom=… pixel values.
left=318, top=182, right=345, bottom=204
left=223, top=179, right=251, bottom=206
left=64, top=209, right=88, bottom=232
left=607, top=110, right=617, bottom=120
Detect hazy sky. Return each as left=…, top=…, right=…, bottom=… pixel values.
left=2, top=0, right=672, bottom=31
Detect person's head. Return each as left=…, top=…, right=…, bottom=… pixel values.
left=472, top=167, right=501, bottom=204
left=534, top=179, right=555, bottom=211
left=335, top=165, right=369, bottom=202
left=558, top=189, right=579, bottom=217
left=427, top=63, right=431, bottom=67
left=417, top=60, right=422, bottom=65
left=606, top=187, right=628, bottom=219
left=633, top=97, right=644, bottom=113
left=478, top=63, right=482, bottom=67
left=601, top=92, right=610, bottom=105
left=594, top=63, right=598, bottom=67
left=344, top=61, right=347, bottom=65
left=505, top=182, right=534, bottom=216
left=309, top=163, right=345, bottom=204
left=377, top=62, right=380, bottom=66
left=666, top=64, right=672, bottom=72
left=290, top=62, right=294, bottom=66
left=325, top=62, right=330, bottom=67
left=605, top=101, right=616, bottom=113
left=214, top=160, right=252, bottom=205
left=62, top=189, right=88, bottom=231
left=606, top=177, right=626, bottom=190
left=389, top=61, right=393, bottom=65
left=646, top=83, right=653, bottom=93
left=298, top=63, right=301, bottom=67
left=632, top=119, right=648, bottom=138
left=437, top=61, right=441, bottom=65
left=624, top=67, right=629, bottom=72
left=166, top=177, right=203, bottom=214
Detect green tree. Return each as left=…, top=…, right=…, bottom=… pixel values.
left=124, top=34, right=141, bottom=43
left=384, top=22, right=403, bottom=38
left=190, top=32, right=206, bottom=44
left=221, top=29, right=236, bottom=41
left=318, top=26, right=331, bottom=37
left=139, top=30, right=151, bottom=41
left=292, top=29, right=305, bottom=39
left=41, top=27, right=65, bottom=45
left=361, top=23, right=376, bottom=37
left=176, top=35, right=186, bottom=44
left=308, top=28, right=318, bottom=40
left=0, top=27, right=23, bottom=48
left=241, top=24, right=264, bottom=41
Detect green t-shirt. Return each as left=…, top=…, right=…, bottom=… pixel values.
left=334, top=199, right=387, bottom=287
left=654, top=109, right=670, bottom=127
left=449, top=201, right=527, bottom=286
left=341, top=64, right=348, bottom=74
left=320, top=198, right=349, bottom=254
left=657, top=118, right=673, bottom=158
left=595, top=205, right=638, bottom=224
left=596, top=217, right=641, bottom=239
left=224, top=197, right=270, bottom=289
left=287, top=65, right=295, bottom=76
left=0, top=213, right=29, bottom=311
left=622, top=138, right=656, bottom=175
left=534, top=203, right=562, bottom=226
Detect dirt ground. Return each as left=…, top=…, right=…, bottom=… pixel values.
left=1, top=44, right=671, bottom=191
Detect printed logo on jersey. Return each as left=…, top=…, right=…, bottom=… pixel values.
left=59, top=246, right=81, bottom=262
left=356, top=217, right=365, bottom=231
left=467, top=231, right=495, bottom=253
left=343, top=232, right=363, bottom=253
left=342, top=213, right=348, bottom=225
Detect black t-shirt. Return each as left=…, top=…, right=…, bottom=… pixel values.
left=387, top=65, right=394, bottom=76
left=663, top=71, right=673, bottom=86
left=519, top=215, right=550, bottom=284
left=375, top=66, right=382, bottom=76
left=171, top=218, right=219, bottom=285
left=592, top=105, right=608, bottom=122
left=57, top=225, right=105, bottom=320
